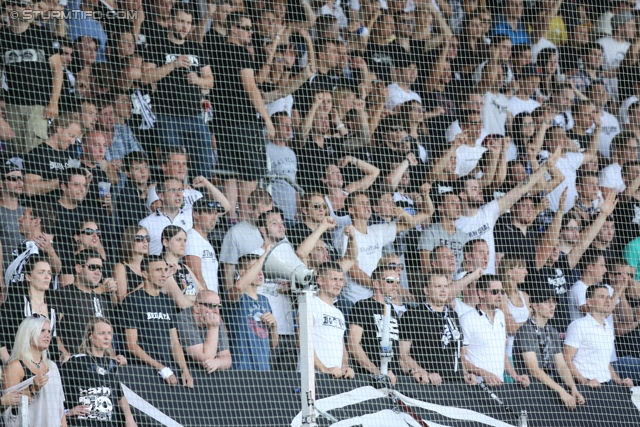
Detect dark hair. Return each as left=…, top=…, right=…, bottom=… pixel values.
left=570, top=99, right=594, bottom=117
left=537, top=48, right=558, bottom=75
left=170, top=1, right=193, bottom=19
left=257, top=207, right=284, bottom=229
left=271, top=111, right=289, bottom=126
left=75, top=249, right=103, bottom=266
left=315, top=37, right=338, bottom=56
left=611, top=130, right=638, bottom=157
left=576, top=170, right=599, bottom=186
left=623, top=161, right=640, bottom=177
left=476, top=274, right=501, bottom=291
left=25, top=202, right=56, bottom=235
left=24, top=255, right=51, bottom=277
left=463, top=239, right=487, bottom=258
left=226, top=11, right=248, bottom=32
left=156, top=177, right=182, bottom=194
left=248, top=189, right=273, bottom=210
left=140, top=255, right=166, bottom=273
left=238, top=253, right=261, bottom=270
left=345, top=191, right=368, bottom=210
left=371, top=265, right=396, bottom=281
left=580, top=42, right=603, bottom=58
left=123, top=151, right=149, bottom=172
left=317, top=261, right=343, bottom=277
left=578, top=247, right=604, bottom=273
left=161, top=225, right=187, bottom=255
left=74, top=218, right=99, bottom=236
left=606, top=257, right=630, bottom=272
left=585, top=283, right=608, bottom=300
left=60, top=167, right=86, bottom=186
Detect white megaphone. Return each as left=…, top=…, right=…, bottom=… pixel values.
left=263, top=240, right=315, bottom=290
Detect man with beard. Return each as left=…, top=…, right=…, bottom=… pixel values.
left=52, top=250, right=118, bottom=361
left=0, top=158, right=26, bottom=271
left=570, top=171, right=603, bottom=223
left=494, top=195, right=539, bottom=262
left=142, top=2, right=214, bottom=180
left=454, top=161, right=548, bottom=274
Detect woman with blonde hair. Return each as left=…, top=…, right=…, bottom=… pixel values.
left=2, top=316, right=66, bottom=427
left=113, top=226, right=150, bottom=303
left=498, top=253, right=531, bottom=363
left=59, top=318, right=137, bottom=426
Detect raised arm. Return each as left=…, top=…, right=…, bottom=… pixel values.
left=342, top=156, right=380, bottom=194
left=338, top=225, right=358, bottom=276
left=566, top=193, right=617, bottom=269
left=228, top=246, right=272, bottom=303
left=296, top=217, right=336, bottom=265
left=535, top=188, right=567, bottom=270
left=497, top=163, right=548, bottom=214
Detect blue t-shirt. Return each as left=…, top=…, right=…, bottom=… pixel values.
left=490, top=15, right=531, bottom=45
left=227, top=293, right=273, bottom=371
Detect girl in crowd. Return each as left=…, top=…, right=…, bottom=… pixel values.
left=0, top=257, right=60, bottom=365
left=498, top=254, right=531, bottom=367
left=59, top=318, right=137, bottom=427
left=113, top=227, right=149, bottom=304
left=161, top=225, right=203, bottom=310
left=2, top=316, right=66, bottom=427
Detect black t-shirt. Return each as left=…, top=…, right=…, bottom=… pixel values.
left=23, top=143, right=77, bottom=184
left=494, top=214, right=538, bottom=260
left=349, top=298, right=400, bottom=374
left=399, top=303, right=466, bottom=380
left=60, top=354, right=124, bottom=426
left=295, top=137, right=339, bottom=193
left=523, top=256, right=572, bottom=332
left=211, top=41, right=257, bottom=124
left=0, top=25, right=59, bottom=106
left=143, top=36, right=208, bottom=117
left=0, top=287, right=57, bottom=352
left=51, top=202, right=100, bottom=257
left=50, top=285, right=114, bottom=355
left=422, top=89, right=457, bottom=142
left=613, top=197, right=640, bottom=254
left=137, top=18, right=168, bottom=52
left=114, top=179, right=150, bottom=228
left=363, top=42, right=404, bottom=85
left=120, top=288, right=177, bottom=368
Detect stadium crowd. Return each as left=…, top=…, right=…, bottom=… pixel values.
left=1, top=0, right=640, bottom=425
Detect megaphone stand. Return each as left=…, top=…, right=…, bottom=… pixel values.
left=297, top=282, right=318, bottom=426
left=262, top=241, right=318, bottom=426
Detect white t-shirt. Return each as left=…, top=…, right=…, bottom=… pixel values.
left=553, top=110, right=575, bottom=132
left=455, top=200, right=501, bottom=274
left=597, top=37, right=630, bottom=71
left=185, top=228, right=219, bottom=293
left=139, top=208, right=193, bottom=255
left=385, top=83, right=422, bottom=111
left=507, top=97, right=541, bottom=117
left=310, top=296, right=346, bottom=369
left=342, top=222, right=397, bottom=303
left=455, top=144, right=488, bottom=177
left=598, top=111, right=621, bottom=159
left=542, top=151, right=584, bottom=213
left=568, top=281, right=616, bottom=332
left=599, top=162, right=625, bottom=194
left=460, top=308, right=507, bottom=379
left=564, top=313, right=615, bottom=383
left=482, top=91, right=509, bottom=136
left=258, top=279, right=295, bottom=336
left=219, top=221, right=264, bottom=265
left=453, top=299, right=475, bottom=318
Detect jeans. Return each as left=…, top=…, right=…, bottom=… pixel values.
left=156, top=114, right=214, bottom=180
left=612, top=355, right=640, bottom=383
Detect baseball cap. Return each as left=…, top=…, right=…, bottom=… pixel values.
left=192, top=198, right=226, bottom=213
left=612, top=11, right=635, bottom=31
left=1, top=157, right=23, bottom=177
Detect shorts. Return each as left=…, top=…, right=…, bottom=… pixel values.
left=215, top=120, right=267, bottom=182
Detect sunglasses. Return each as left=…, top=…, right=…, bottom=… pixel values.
left=135, top=235, right=151, bottom=242
left=387, top=263, right=405, bottom=271
left=275, top=57, right=286, bottom=63
left=384, top=277, right=400, bottom=284
left=238, top=25, right=253, bottom=31
left=312, top=203, right=327, bottom=210
left=487, top=289, right=506, bottom=295
left=86, top=264, right=103, bottom=272
left=200, top=302, right=222, bottom=309
left=82, top=228, right=101, bottom=236
left=4, top=175, right=23, bottom=182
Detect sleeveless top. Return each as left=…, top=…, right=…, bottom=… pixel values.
left=173, top=262, right=197, bottom=297
left=124, top=263, right=144, bottom=293
left=506, top=291, right=530, bottom=357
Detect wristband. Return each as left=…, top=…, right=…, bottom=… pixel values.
left=336, top=123, right=345, bottom=130
left=158, top=367, right=174, bottom=380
